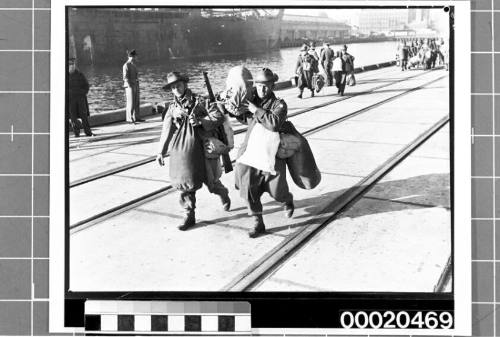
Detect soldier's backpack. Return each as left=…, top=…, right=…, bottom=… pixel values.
left=301, top=54, right=313, bottom=71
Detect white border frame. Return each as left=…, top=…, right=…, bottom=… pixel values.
left=50, top=0, right=471, bottom=335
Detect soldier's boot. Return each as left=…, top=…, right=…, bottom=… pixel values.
left=248, top=214, right=266, bottom=238
left=220, top=193, right=231, bottom=212
left=310, top=89, right=315, bottom=97
left=297, top=90, right=303, bottom=99
left=284, top=202, right=295, bottom=218
left=178, top=211, right=195, bottom=231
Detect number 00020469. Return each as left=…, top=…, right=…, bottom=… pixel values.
left=340, top=311, right=453, bottom=329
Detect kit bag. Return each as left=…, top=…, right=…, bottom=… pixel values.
left=347, top=73, right=356, bottom=86
left=169, top=117, right=206, bottom=190
left=277, top=122, right=302, bottom=159
left=203, top=137, right=229, bottom=159
left=237, top=123, right=280, bottom=175
left=281, top=121, right=322, bottom=190
left=313, top=73, right=325, bottom=92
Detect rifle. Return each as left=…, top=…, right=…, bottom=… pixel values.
left=202, top=71, right=233, bottom=173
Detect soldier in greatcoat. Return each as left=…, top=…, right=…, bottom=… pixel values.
left=234, top=68, right=295, bottom=238
left=156, top=72, right=231, bottom=231
left=68, top=58, right=94, bottom=137
left=295, top=45, right=318, bottom=99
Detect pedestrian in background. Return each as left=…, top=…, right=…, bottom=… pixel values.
left=401, top=41, right=410, bottom=71
left=332, top=51, right=346, bottom=95
left=319, top=41, right=334, bottom=86
left=123, top=49, right=144, bottom=124
left=68, top=57, right=94, bottom=137
left=234, top=68, right=294, bottom=238
left=295, top=44, right=318, bottom=98
left=341, top=45, right=355, bottom=92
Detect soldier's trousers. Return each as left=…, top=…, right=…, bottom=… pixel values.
left=125, top=83, right=140, bottom=121
left=323, top=63, right=333, bottom=86
left=236, top=159, right=293, bottom=216
left=179, top=158, right=228, bottom=214
left=69, top=96, right=92, bottom=136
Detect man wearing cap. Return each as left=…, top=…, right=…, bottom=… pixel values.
left=156, top=72, right=231, bottom=231
left=319, top=42, right=334, bottom=86
left=123, top=49, right=144, bottom=123
left=295, top=44, right=318, bottom=99
left=234, top=68, right=294, bottom=238
left=68, top=58, right=93, bottom=137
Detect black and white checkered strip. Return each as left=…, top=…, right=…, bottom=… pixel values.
left=84, top=300, right=251, bottom=334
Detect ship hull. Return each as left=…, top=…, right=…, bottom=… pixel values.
left=68, top=8, right=283, bottom=65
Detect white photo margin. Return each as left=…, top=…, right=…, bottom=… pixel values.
left=50, top=0, right=471, bottom=335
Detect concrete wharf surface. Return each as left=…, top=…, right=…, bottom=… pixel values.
left=70, top=66, right=444, bottom=225
left=253, top=126, right=450, bottom=292
left=69, top=65, right=450, bottom=292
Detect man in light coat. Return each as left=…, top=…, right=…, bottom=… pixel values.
left=123, top=49, right=144, bottom=123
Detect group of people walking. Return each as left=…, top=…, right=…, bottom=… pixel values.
left=397, top=37, right=448, bottom=71
left=295, top=42, right=355, bottom=98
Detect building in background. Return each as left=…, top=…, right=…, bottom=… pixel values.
left=358, top=8, right=441, bottom=38
left=358, top=9, right=409, bottom=35
left=280, top=14, right=351, bottom=46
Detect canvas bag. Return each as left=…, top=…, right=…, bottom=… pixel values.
left=203, top=137, right=228, bottom=159
left=313, top=74, right=325, bottom=92
left=277, top=121, right=302, bottom=159
left=169, top=116, right=206, bottom=190
left=281, top=122, right=322, bottom=190
left=237, top=123, right=280, bottom=175
left=347, top=73, right=356, bottom=86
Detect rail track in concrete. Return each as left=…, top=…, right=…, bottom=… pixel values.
left=69, top=67, right=437, bottom=188
left=221, top=115, right=450, bottom=292
left=70, top=73, right=448, bottom=235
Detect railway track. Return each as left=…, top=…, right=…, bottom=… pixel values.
left=70, top=73, right=448, bottom=234
left=69, top=68, right=436, bottom=188
left=223, top=115, right=450, bottom=291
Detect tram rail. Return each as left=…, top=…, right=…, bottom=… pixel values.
left=69, top=68, right=436, bottom=188
left=70, top=74, right=448, bottom=234
left=223, top=115, right=450, bottom=291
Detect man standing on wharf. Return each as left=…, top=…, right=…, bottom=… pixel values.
left=234, top=68, right=295, bottom=238
left=67, top=57, right=93, bottom=137
left=123, top=49, right=144, bottom=123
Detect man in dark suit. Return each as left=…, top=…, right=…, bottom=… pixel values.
left=123, top=49, right=144, bottom=123
left=68, top=58, right=93, bottom=137
left=319, top=42, right=334, bottom=86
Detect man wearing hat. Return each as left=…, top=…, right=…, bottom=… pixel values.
left=234, top=68, right=294, bottom=238
left=319, top=41, right=334, bottom=86
left=341, top=45, right=355, bottom=76
left=156, top=72, right=231, bottom=231
left=67, top=58, right=93, bottom=137
left=123, top=49, right=144, bottom=123
left=295, top=44, right=318, bottom=98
